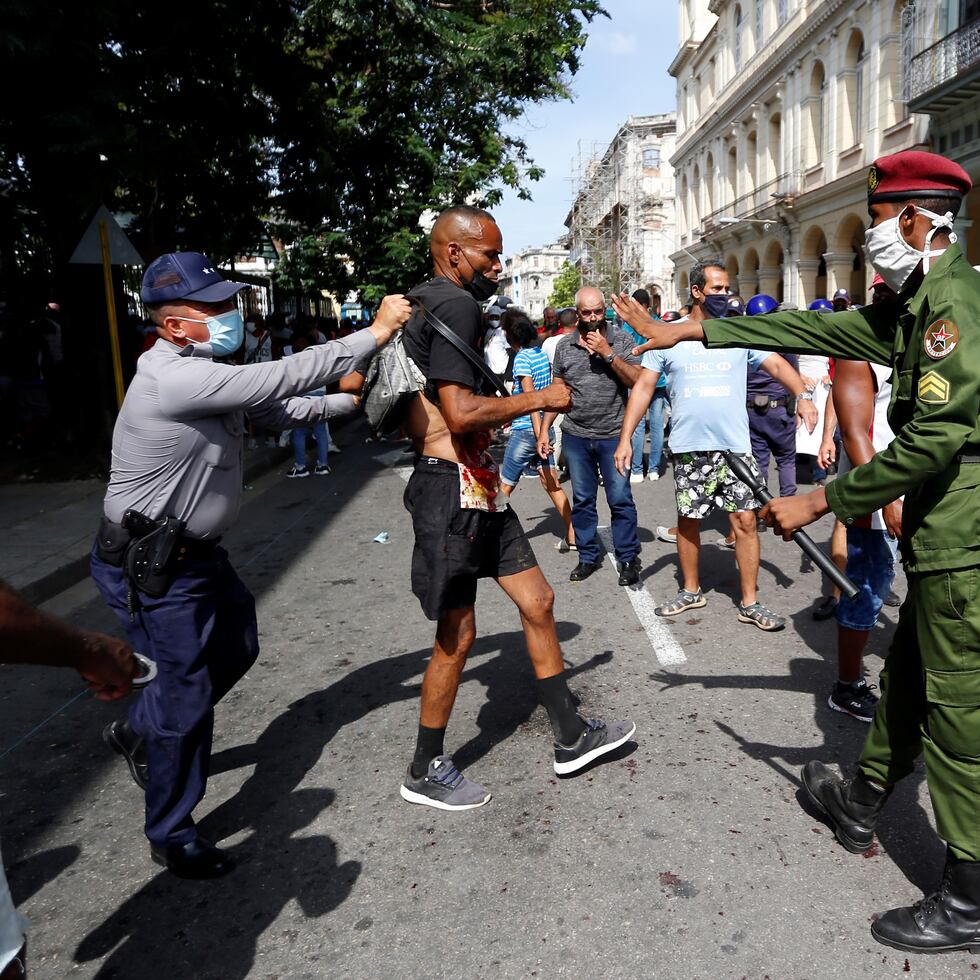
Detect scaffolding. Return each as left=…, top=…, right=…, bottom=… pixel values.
left=566, top=116, right=672, bottom=297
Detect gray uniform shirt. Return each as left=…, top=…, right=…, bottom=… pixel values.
left=550, top=328, right=640, bottom=439
left=103, top=332, right=376, bottom=539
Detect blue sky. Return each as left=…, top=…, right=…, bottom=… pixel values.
left=493, top=0, right=680, bottom=253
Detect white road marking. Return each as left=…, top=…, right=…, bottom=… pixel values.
left=380, top=453, right=687, bottom=664
left=597, top=526, right=687, bottom=666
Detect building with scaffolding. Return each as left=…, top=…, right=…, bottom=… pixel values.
left=564, top=114, right=677, bottom=310
left=670, top=0, right=940, bottom=308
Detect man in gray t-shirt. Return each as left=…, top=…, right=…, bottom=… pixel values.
left=540, top=287, right=643, bottom=586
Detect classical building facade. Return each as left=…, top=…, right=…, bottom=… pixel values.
left=497, top=244, right=570, bottom=318
left=670, top=0, right=934, bottom=309
left=909, top=0, right=980, bottom=260
left=564, top=114, right=677, bottom=310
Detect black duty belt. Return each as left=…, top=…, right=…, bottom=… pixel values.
left=747, top=397, right=787, bottom=410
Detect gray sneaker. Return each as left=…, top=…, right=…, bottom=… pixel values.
left=553, top=718, right=637, bottom=775
left=399, top=756, right=492, bottom=811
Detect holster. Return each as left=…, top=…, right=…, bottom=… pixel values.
left=96, top=516, right=131, bottom=568
left=124, top=517, right=186, bottom=598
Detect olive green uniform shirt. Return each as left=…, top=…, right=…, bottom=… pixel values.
left=702, top=244, right=980, bottom=575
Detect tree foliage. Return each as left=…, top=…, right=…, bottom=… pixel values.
left=0, top=0, right=606, bottom=303
left=547, top=262, right=581, bottom=309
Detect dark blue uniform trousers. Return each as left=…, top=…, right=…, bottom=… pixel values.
left=748, top=406, right=797, bottom=498
left=90, top=545, right=259, bottom=848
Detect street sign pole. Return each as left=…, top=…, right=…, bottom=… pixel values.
left=98, top=220, right=126, bottom=409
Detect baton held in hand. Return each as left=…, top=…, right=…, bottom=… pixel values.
left=721, top=451, right=859, bottom=600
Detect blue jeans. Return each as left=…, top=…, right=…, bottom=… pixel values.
left=501, top=427, right=555, bottom=486
left=630, top=388, right=668, bottom=475
left=563, top=431, right=640, bottom=565
left=292, top=422, right=329, bottom=468
left=835, top=527, right=899, bottom=631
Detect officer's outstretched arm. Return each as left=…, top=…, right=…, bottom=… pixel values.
left=703, top=302, right=896, bottom=365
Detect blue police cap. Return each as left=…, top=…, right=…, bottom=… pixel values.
left=141, top=252, right=246, bottom=304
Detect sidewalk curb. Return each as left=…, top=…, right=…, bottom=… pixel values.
left=22, top=447, right=292, bottom=607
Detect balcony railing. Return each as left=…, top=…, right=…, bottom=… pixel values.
left=909, top=15, right=980, bottom=109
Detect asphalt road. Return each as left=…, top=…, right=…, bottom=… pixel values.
left=0, top=424, right=974, bottom=979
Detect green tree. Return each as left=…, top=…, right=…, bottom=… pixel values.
left=0, top=0, right=606, bottom=304
left=548, top=262, right=581, bottom=309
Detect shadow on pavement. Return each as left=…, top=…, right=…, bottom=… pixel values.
left=74, top=787, right=357, bottom=980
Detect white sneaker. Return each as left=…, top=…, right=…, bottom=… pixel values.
left=655, top=525, right=677, bottom=544
left=629, top=473, right=644, bottom=484
left=328, top=445, right=341, bottom=455
left=647, top=471, right=659, bottom=481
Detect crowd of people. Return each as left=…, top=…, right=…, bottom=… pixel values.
left=1, top=147, right=979, bottom=975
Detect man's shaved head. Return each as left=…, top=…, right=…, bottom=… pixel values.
left=430, top=204, right=503, bottom=288
left=431, top=205, right=497, bottom=258
left=575, top=286, right=605, bottom=310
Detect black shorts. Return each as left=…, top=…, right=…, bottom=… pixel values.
left=404, top=457, right=538, bottom=621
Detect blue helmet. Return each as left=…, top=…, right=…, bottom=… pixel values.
left=808, top=298, right=834, bottom=312
left=746, top=294, right=778, bottom=316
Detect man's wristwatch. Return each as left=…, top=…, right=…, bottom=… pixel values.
left=798, top=389, right=814, bottom=401
left=604, top=351, right=616, bottom=365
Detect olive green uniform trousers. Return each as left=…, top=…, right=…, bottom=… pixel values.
left=860, top=567, right=980, bottom=861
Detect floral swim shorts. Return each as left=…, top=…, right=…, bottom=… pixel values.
left=672, top=451, right=760, bottom=519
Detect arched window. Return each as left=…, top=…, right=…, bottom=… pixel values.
left=841, top=31, right=865, bottom=151
left=734, top=5, right=743, bottom=72
left=855, top=37, right=866, bottom=136
left=643, top=147, right=661, bottom=169
left=806, top=61, right=826, bottom=167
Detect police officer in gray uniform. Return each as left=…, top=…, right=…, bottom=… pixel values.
left=93, top=252, right=410, bottom=878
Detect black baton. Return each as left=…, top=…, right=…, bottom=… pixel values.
left=722, top=451, right=859, bottom=600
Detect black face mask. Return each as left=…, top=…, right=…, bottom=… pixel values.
left=461, top=269, right=498, bottom=303
left=702, top=294, right=731, bottom=319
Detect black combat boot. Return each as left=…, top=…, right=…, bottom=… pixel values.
left=801, top=760, right=891, bottom=853
left=872, top=852, right=980, bottom=953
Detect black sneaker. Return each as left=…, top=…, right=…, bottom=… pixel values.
left=569, top=559, right=603, bottom=582
left=287, top=465, right=310, bottom=479
left=314, top=463, right=330, bottom=476
left=617, top=556, right=641, bottom=586
left=553, top=717, right=636, bottom=775
left=103, top=720, right=148, bottom=790
left=829, top=680, right=879, bottom=722
left=812, top=595, right=838, bottom=620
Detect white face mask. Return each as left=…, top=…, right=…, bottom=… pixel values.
left=863, top=206, right=956, bottom=293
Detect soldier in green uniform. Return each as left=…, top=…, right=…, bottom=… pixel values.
left=612, top=149, right=979, bottom=955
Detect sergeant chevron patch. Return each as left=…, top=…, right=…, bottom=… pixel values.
left=918, top=371, right=950, bottom=404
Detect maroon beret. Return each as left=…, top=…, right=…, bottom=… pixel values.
left=867, top=150, right=972, bottom=204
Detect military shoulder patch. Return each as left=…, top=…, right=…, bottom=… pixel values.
left=918, top=370, right=950, bottom=404
left=923, top=319, right=959, bottom=359
left=867, top=166, right=879, bottom=193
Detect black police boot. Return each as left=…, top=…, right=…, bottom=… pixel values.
left=150, top=837, right=236, bottom=879
left=801, top=760, right=891, bottom=853
left=103, top=720, right=148, bottom=790
left=872, top=852, right=980, bottom=953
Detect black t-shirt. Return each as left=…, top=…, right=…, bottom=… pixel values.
left=403, top=277, right=487, bottom=395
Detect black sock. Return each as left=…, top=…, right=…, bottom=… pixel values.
left=411, top=725, right=446, bottom=778
left=537, top=673, right=586, bottom=745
